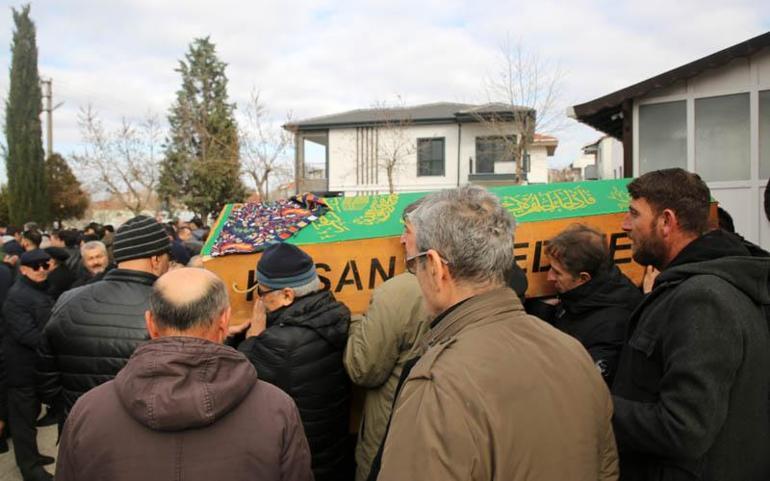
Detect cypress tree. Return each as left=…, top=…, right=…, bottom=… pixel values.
left=159, top=37, right=245, bottom=221
left=4, top=4, right=48, bottom=226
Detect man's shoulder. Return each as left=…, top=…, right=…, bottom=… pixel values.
left=429, top=310, right=591, bottom=375
left=376, top=273, right=419, bottom=294
left=68, top=379, right=119, bottom=420
left=244, top=378, right=300, bottom=417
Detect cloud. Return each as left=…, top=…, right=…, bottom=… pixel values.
left=0, top=0, right=766, bottom=188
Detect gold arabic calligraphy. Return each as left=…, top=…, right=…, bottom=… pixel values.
left=500, top=186, right=597, bottom=217
left=353, top=194, right=399, bottom=226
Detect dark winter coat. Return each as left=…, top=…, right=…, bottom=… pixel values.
left=56, top=337, right=313, bottom=481
left=36, top=268, right=155, bottom=418
left=46, top=264, right=76, bottom=300
left=2, top=275, right=53, bottom=387
left=612, top=230, right=770, bottom=481
left=0, top=262, right=15, bottom=419
left=532, top=265, right=642, bottom=386
left=238, top=290, right=351, bottom=481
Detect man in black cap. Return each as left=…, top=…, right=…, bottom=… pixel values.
left=234, top=242, right=352, bottom=481
left=3, top=249, right=55, bottom=481
left=37, top=215, right=172, bottom=426
left=43, top=247, right=75, bottom=300
left=0, top=240, right=24, bottom=452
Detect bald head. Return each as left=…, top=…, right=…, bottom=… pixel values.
left=149, top=268, right=229, bottom=334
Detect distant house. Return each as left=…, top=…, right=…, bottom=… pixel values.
left=570, top=31, right=770, bottom=248
left=284, top=102, right=558, bottom=195
left=574, top=136, right=624, bottom=180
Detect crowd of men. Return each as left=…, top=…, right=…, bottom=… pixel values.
left=0, top=167, right=768, bottom=481
left=0, top=216, right=211, bottom=481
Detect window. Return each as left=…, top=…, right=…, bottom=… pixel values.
left=761, top=90, right=770, bottom=179
left=695, top=93, right=749, bottom=181
left=639, top=101, right=686, bottom=174
left=475, top=136, right=515, bottom=174
left=417, top=138, right=445, bottom=176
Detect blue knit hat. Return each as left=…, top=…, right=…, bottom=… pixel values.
left=256, top=243, right=318, bottom=289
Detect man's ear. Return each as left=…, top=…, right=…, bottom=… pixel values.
left=213, top=306, right=231, bottom=343
left=578, top=271, right=592, bottom=284
left=280, top=288, right=296, bottom=307
left=145, top=310, right=162, bottom=339
left=659, top=208, right=678, bottom=236
left=427, top=249, right=448, bottom=285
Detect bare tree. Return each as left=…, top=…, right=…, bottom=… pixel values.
left=73, top=105, right=162, bottom=215
left=370, top=98, right=416, bottom=194
left=239, top=90, right=293, bottom=201
left=478, top=36, right=566, bottom=182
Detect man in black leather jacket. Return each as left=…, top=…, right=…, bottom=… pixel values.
left=37, top=215, right=171, bottom=426
left=235, top=242, right=352, bottom=481
left=4, top=249, right=54, bottom=481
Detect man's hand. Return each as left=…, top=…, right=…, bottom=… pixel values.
left=227, top=320, right=251, bottom=337
left=247, top=298, right=267, bottom=337
left=642, top=265, right=660, bottom=294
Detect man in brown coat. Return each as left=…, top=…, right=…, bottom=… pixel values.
left=371, top=185, right=618, bottom=481
left=55, top=267, right=313, bottom=481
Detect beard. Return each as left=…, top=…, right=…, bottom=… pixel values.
left=631, top=227, right=667, bottom=269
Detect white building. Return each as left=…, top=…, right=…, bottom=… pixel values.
left=576, top=136, right=624, bottom=180
left=285, top=102, right=557, bottom=195
left=570, top=31, right=770, bottom=249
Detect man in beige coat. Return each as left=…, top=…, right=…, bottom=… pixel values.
left=345, top=200, right=432, bottom=481
left=345, top=272, right=430, bottom=480
left=371, top=185, right=618, bottom=481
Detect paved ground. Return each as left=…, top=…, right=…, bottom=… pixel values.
left=0, top=425, right=58, bottom=480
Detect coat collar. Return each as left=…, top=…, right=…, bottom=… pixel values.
left=421, top=287, right=523, bottom=349
left=103, top=268, right=158, bottom=286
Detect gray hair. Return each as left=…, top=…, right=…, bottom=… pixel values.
left=408, top=185, right=515, bottom=286
left=81, top=240, right=107, bottom=256
left=149, top=274, right=229, bottom=331
left=291, top=277, right=322, bottom=298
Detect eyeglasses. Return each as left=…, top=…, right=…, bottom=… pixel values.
left=405, top=250, right=449, bottom=274
left=30, top=262, right=49, bottom=271
left=256, top=285, right=276, bottom=297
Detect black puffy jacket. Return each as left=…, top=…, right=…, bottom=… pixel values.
left=2, top=275, right=53, bottom=387
left=238, top=290, right=351, bottom=481
left=530, top=265, right=642, bottom=386
left=37, top=269, right=155, bottom=418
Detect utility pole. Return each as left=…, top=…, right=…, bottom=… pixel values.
left=40, top=78, right=52, bottom=158
left=40, top=78, right=62, bottom=159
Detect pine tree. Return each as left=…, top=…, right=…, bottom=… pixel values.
left=159, top=37, right=246, bottom=221
left=46, top=153, right=89, bottom=224
left=4, top=5, right=49, bottom=226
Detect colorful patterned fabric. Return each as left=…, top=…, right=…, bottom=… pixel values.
left=209, top=193, right=328, bottom=257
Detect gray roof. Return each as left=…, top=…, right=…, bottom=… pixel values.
left=284, top=102, right=533, bottom=131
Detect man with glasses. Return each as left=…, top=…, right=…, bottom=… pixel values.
left=370, top=185, right=618, bottom=481
left=3, top=250, right=55, bottom=481
left=37, top=215, right=171, bottom=428
left=235, top=242, right=352, bottom=481
left=344, top=200, right=431, bottom=481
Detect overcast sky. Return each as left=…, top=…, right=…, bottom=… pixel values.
left=0, top=0, right=768, bottom=188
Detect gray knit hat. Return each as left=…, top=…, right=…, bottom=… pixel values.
left=113, top=215, right=170, bottom=263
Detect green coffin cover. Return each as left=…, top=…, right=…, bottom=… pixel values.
left=203, top=178, right=633, bottom=254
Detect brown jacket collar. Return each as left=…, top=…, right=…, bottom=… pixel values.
left=420, top=287, right=524, bottom=351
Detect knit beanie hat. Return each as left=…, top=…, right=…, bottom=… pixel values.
left=256, top=243, right=318, bottom=290
left=113, top=215, right=171, bottom=264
